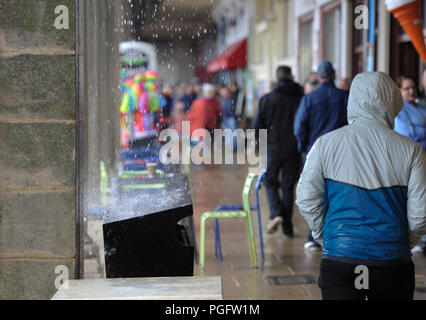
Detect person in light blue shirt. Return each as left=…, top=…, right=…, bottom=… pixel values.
left=395, top=75, right=426, bottom=257
left=394, top=76, right=426, bottom=151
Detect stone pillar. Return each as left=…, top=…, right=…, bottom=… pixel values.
left=82, top=0, right=132, bottom=209
left=377, top=1, right=390, bottom=74
left=0, top=0, right=77, bottom=299
left=341, top=0, right=353, bottom=78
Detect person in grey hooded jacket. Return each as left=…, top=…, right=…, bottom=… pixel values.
left=296, top=72, right=426, bottom=300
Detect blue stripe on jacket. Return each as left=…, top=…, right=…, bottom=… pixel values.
left=323, top=179, right=411, bottom=261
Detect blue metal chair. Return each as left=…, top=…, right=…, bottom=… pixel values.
left=214, top=170, right=266, bottom=261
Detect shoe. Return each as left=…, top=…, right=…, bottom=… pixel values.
left=304, top=241, right=322, bottom=252
left=282, top=225, right=294, bottom=238
left=411, top=243, right=425, bottom=254
left=283, top=230, right=294, bottom=238
left=267, top=216, right=283, bottom=234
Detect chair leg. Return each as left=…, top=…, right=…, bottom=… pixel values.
left=245, top=216, right=258, bottom=268
left=256, top=191, right=265, bottom=261
left=199, top=215, right=207, bottom=269
left=215, top=219, right=223, bottom=261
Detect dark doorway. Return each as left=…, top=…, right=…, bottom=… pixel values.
left=390, top=13, right=421, bottom=83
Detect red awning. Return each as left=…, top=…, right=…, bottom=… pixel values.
left=206, top=38, right=247, bottom=74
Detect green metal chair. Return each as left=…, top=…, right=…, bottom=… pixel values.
left=199, top=172, right=259, bottom=269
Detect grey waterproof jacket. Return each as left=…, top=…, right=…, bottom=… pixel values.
left=296, top=72, right=426, bottom=262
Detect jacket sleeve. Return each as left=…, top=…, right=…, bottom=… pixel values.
left=295, top=139, right=328, bottom=245
left=293, top=96, right=309, bottom=153
left=407, top=147, right=426, bottom=248
left=253, top=96, right=266, bottom=130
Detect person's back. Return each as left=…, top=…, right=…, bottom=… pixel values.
left=294, top=80, right=349, bottom=153
left=254, top=79, right=303, bottom=153
left=296, top=72, right=426, bottom=300
left=186, top=98, right=207, bottom=135
left=254, top=66, right=303, bottom=237
left=204, top=96, right=222, bottom=131
left=319, top=120, right=423, bottom=261
left=294, top=61, right=349, bottom=251
left=187, top=84, right=222, bottom=135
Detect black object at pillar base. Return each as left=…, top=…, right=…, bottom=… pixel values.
left=103, top=204, right=194, bottom=278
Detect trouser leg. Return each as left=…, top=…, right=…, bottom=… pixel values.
left=280, top=156, right=300, bottom=234
left=367, top=261, right=415, bottom=300
left=318, top=259, right=367, bottom=300
left=264, top=151, right=283, bottom=220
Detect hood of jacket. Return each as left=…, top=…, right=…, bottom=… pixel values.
left=274, top=80, right=301, bottom=95
left=347, top=72, right=404, bottom=129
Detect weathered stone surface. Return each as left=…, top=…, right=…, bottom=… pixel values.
left=0, top=0, right=78, bottom=301
left=0, top=259, right=75, bottom=300
left=0, top=55, right=75, bottom=120
left=0, top=122, right=75, bottom=189
left=0, top=191, right=75, bottom=257
left=0, top=0, right=75, bottom=50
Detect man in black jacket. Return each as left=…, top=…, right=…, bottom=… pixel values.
left=254, top=66, right=303, bottom=237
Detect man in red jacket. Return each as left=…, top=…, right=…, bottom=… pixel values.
left=187, top=83, right=222, bottom=142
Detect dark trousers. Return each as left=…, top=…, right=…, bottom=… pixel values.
left=264, top=147, right=300, bottom=232
left=318, top=259, right=415, bottom=300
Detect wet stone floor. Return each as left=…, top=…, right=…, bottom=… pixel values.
left=84, top=163, right=426, bottom=300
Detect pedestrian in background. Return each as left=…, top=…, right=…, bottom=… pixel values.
left=181, top=83, right=198, bottom=113
left=296, top=72, right=426, bottom=300
left=338, top=78, right=352, bottom=91
left=170, top=100, right=186, bottom=137
left=219, top=85, right=238, bottom=150
left=254, top=66, right=303, bottom=237
left=303, top=72, right=320, bottom=95
left=186, top=83, right=222, bottom=146
left=304, top=78, right=320, bottom=95
left=394, top=74, right=426, bottom=256
left=293, top=60, right=349, bottom=251
left=394, top=75, right=426, bottom=151
left=161, top=85, right=175, bottom=125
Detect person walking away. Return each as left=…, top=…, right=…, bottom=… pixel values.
left=187, top=83, right=222, bottom=146
left=293, top=61, right=349, bottom=251
left=304, top=78, right=320, bottom=95
left=394, top=75, right=426, bottom=255
left=303, top=72, right=320, bottom=95
left=181, top=83, right=198, bottom=113
left=219, top=86, right=238, bottom=150
left=162, top=85, right=175, bottom=127
left=296, top=72, right=426, bottom=300
left=338, top=78, right=352, bottom=91
left=254, top=66, right=303, bottom=237
left=170, top=100, right=186, bottom=137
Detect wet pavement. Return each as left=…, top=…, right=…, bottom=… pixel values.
left=84, top=162, right=426, bottom=300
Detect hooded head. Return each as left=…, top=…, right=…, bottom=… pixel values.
left=347, top=72, right=404, bottom=129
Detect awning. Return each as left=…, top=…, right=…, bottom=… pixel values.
left=206, top=38, right=247, bottom=74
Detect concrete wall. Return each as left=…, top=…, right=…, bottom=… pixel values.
left=0, top=0, right=76, bottom=299
left=82, top=0, right=131, bottom=211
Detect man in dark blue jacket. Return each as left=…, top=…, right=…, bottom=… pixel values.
left=293, top=61, right=349, bottom=250
left=254, top=66, right=303, bottom=237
